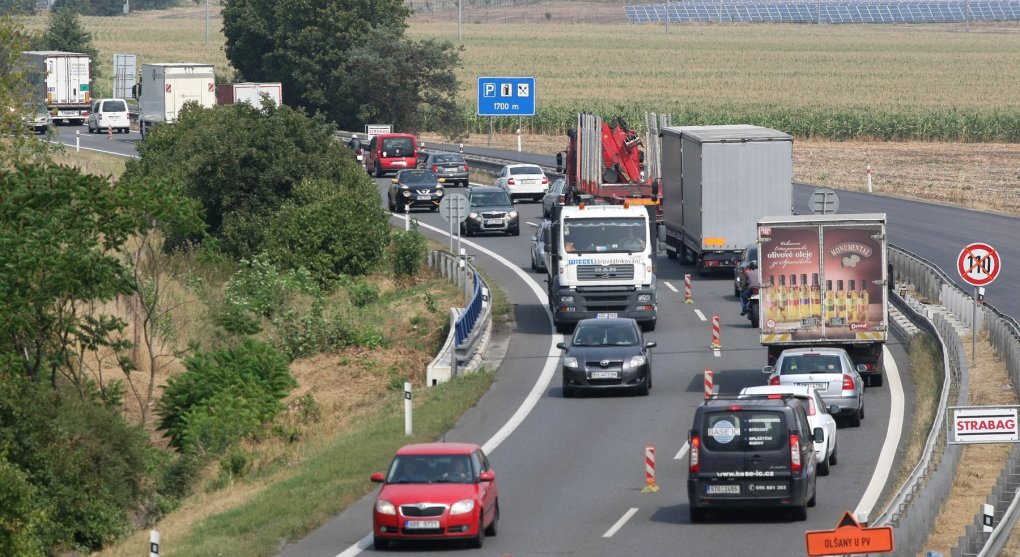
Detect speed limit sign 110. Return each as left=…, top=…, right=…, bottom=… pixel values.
left=958, top=242, right=1001, bottom=286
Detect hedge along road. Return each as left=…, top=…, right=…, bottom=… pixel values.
left=273, top=177, right=905, bottom=557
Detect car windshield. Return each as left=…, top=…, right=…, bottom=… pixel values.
left=562, top=218, right=646, bottom=253
left=572, top=324, right=637, bottom=346
left=386, top=455, right=474, bottom=484
left=780, top=355, right=842, bottom=375
left=102, top=100, right=127, bottom=112
left=398, top=171, right=438, bottom=185
left=510, top=166, right=544, bottom=176
left=381, top=137, right=413, bottom=156
left=471, top=191, right=512, bottom=207
left=434, top=154, right=464, bottom=164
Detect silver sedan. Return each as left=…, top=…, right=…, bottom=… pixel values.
left=763, top=347, right=865, bottom=427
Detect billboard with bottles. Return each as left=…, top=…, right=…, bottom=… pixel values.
left=758, top=216, right=887, bottom=342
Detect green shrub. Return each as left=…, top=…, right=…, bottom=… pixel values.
left=156, top=340, right=297, bottom=456
left=346, top=279, right=380, bottom=308
left=391, top=227, right=428, bottom=279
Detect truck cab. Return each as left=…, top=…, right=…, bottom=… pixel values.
left=546, top=203, right=657, bottom=333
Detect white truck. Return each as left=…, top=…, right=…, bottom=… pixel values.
left=136, top=63, right=216, bottom=137
left=216, top=82, right=283, bottom=108
left=22, top=51, right=92, bottom=125
left=757, top=213, right=889, bottom=387
left=545, top=203, right=657, bottom=333
left=660, top=125, right=793, bottom=275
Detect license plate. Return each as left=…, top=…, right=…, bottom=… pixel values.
left=590, top=371, right=618, bottom=379
left=706, top=484, right=740, bottom=494
left=416, top=195, right=431, bottom=200
left=404, top=520, right=440, bottom=529
left=596, top=312, right=618, bottom=318
left=484, top=219, right=502, bottom=225
left=798, top=382, right=828, bottom=390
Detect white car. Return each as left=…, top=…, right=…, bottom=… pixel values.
left=494, top=163, right=549, bottom=202
left=739, top=384, right=839, bottom=476
left=87, top=98, right=131, bottom=134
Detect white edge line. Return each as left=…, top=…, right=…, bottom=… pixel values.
left=694, top=309, right=707, bottom=321
left=665, top=281, right=679, bottom=293
left=854, top=344, right=904, bottom=522
left=603, top=508, right=639, bottom=538
left=674, top=442, right=689, bottom=461
left=335, top=219, right=558, bottom=557
left=51, top=139, right=140, bottom=159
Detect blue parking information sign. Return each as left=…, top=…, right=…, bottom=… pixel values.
left=477, top=77, right=536, bottom=117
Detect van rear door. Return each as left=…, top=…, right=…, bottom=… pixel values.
left=698, top=409, right=791, bottom=499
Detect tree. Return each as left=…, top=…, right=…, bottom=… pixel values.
left=0, top=15, right=56, bottom=167
left=123, top=100, right=361, bottom=260
left=38, top=6, right=102, bottom=93
left=222, top=0, right=466, bottom=136
left=0, top=164, right=203, bottom=386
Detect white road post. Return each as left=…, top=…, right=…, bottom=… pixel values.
left=75, top=129, right=80, bottom=153
left=983, top=503, right=994, bottom=532
left=867, top=164, right=873, bottom=193
left=405, top=204, right=410, bottom=231
left=404, top=382, right=413, bottom=436
left=517, top=126, right=522, bottom=152
left=149, top=530, right=160, bottom=557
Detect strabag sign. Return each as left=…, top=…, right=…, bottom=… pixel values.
left=949, top=406, right=1020, bottom=444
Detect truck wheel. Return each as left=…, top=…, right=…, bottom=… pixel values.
left=666, top=247, right=678, bottom=260
left=749, top=305, right=760, bottom=327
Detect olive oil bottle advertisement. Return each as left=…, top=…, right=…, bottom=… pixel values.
left=759, top=224, right=883, bottom=340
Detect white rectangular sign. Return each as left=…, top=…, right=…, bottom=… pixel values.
left=365, top=124, right=392, bottom=136
left=950, top=406, right=1020, bottom=444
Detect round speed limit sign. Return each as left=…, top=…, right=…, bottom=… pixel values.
left=958, top=242, right=1001, bottom=286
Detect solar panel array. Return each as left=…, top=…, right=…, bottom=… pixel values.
left=624, top=1, right=1020, bottom=23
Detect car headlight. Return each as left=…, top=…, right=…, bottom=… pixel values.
left=508, top=211, right=518, bottom=219
left=563, top=356, right=578, bottom=368
left=401, top=190, right=411, bottom=198
left=468, top=212, right=479, bottom=220
left=450, top=499, right=475, bottom=515
left=629, top=355, right=647, bottom=367
left=375, top=500, right=396, bottom=515
left=560, top=295, right=574, bottom=303
left=637, top=294, right=651, bottom=302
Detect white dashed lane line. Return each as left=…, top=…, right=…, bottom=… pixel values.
left=665, top=282, right=679, bottom=293
left=603, top=508, right=639, bottom=538
left=694, top=309, right=707, bottom=321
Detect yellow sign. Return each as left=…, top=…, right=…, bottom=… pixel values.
left=703, top=237, right=727, bottom=247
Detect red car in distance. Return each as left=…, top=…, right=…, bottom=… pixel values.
left=371, top=442, right=499, bottom=550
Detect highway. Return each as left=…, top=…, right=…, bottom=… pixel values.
left=52, top=125, right=1013, bottom=556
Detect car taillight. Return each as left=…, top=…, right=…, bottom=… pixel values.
left=431, top=165, right=438, bottom=172
left=807, top=398, right=816, bottom=416
left=751, top=286, right=759, bottom=295
left=689, top=435, right=700, bottom=473
left=842, top=374, right=855, bottom=390
left=507, top=177, right=515, bottom=185
left=542, top=176, right=549, bottom=185
left=790, top=434, right=802, bottom=473
left=769, top=375, right=780, bottom=386
left=463, top=164, right=469, bottom=171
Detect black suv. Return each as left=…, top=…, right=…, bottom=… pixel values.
left=687, top=396, right=822, bottom=523
left=460, top=186, right=519, bottom=236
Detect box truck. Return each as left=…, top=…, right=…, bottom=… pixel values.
left=136, top=63, right=215, bottom=137
left=660, top=125, right=793, bottom=275
left=216, top=82, right=282, bottom=107
left=757, top=213, right=889, bottom=387
left=22, top=51, right=92, bottom=125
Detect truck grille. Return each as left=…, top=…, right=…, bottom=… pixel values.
left=576, top=265, right=635, bottom=281
left=577, top=290, right=633, bottom=312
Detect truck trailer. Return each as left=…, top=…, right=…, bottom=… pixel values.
left=545, top=203, right=657, bottom=333
left=216, top=82, right=283, bottom=108
left=136, top=63, right=216, bottom=137
left=660, top=125, right=793, bottom=275
left=756, top=213, right=889, bottom=387
left=22, top=51, right=92, bottom=125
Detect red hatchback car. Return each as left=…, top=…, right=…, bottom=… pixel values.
left=364, top=133, right=418, bottom=178
left=371, top=442, right=499, bottom=550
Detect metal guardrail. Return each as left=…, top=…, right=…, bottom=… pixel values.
left=425, top=250, right=491, bottom=386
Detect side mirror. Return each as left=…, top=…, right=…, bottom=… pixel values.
left=479, top=471, right=495, bottom=483
left=371, top=472, right=385, bottom=483
left=645, top=341, right=657, bottom=349
left=856, top=364, right=868, bottom=374
left=555, top=151, right=564, bottom=173
left=556, top=342, right=566, bottom=350
left=813, top=427, right=824, bottom=444
left=762, top=365, right=775, bottom=374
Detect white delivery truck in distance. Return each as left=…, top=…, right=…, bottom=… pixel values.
left=22, top=51, right=92, bottom=125
left=216, top=82, right=283, bottom=108
left=136, top=63, right=215, bottom=137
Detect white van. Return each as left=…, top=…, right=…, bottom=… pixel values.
left=87, top=98, right=131, bottom=134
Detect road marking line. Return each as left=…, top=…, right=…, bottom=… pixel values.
left=674, top=442, right=689, bottom=460
left=665, top=282, right=679, bottom=293
left=603, top=508, right=639, bottom=538
left=855, top=345, right=904, bottom=522
left=694, top=309, right=707, bottom=321
left=336, top=218, right=560, bottom=557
